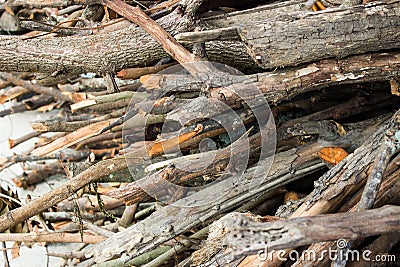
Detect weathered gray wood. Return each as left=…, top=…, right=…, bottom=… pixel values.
left=86, top=152, right=325, bottom=263
left=84, top=112, right=389, bottom=263
left=211, top=205, right=400, bottom=258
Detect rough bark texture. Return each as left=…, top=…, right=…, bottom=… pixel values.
left=1, top=0, right=399, bottom=75
left=209, top=0, right=400, bottom=69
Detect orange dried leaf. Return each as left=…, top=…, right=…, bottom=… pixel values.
left=11, top=242, right=20, bottom=259
left=12, top=177, right=23, bottom=188
left=148, top=124, right=203, bottom=157
left=318, top=147, right=349, bottom=165
left=284, top=191, right=299, bottom=203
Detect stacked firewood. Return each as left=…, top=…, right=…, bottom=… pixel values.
left=0, top=0, right=399, bottom=266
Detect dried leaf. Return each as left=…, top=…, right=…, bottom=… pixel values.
left=390, top=79, right=400, bottom=96
left=284, top=191, right=299, bottom=203
left=318, top=147, right=349, bottom=165
left=11, top=242, right=20, bottom=259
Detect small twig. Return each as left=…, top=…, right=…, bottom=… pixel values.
left=143, top=226, right=209, bottom=267
left=0, top=72, right=73, bottom=102
left=103, top=0, right=196, bottom=64
left=8, top=131, right=40, bottom=148
left=1, top=242, right=9, bottom=267
left=0, top=232, right=106, bottom=244
left=118, top=203, right=138, bottom=228
left=82, top=220, right=114, bottom=238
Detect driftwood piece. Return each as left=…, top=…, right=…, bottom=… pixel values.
left=209, top=205, right=400, bottom=259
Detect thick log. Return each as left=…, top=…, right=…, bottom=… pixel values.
left=179, top=1, right=400, bottom=69
left=145, top=51, right=400, bottom=110
left=1, top=0, right=399, bottom=74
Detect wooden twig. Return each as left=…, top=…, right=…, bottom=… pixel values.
left=0, top=94, right=54, bottom=118
left=0, top=146, right=148, bottom=233
left=116, top=63, right=176, bottom=80
left=75, top=131, right=122, bottom=150
left=82, top=220, right=114, bottom=238
left=0, top=86, right=29, bottom=104
left=31, top=119, right=114, bottom=156
left=8, top=131, right=40, bottom=148
left=70, top=91, right=146, bottom=113
left=143, top=226, right=209, bottom=267
left=0, top=232, right=106, bottom=244
left=13, top=163, right=65, bottom=188
left=358, top=134, right=399, bottom=210
left=102, top=0, right=197, bottom=65
left=1, top=242, right=9, bottom=267
left=42, top=208, right=125, bottom=222
left=0, top=73, right=73, bottom=102
left=57, top=194, right=124, bottom=213
left=118, top=204, right=138, bottom=228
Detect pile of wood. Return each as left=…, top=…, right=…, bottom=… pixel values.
left=0, top=0, right=399, bottom=266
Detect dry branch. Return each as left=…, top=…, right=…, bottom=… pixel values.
left=0, top=232, right=106, bottom=244
left=31, top=119, right=114, bottom=156
left=212, top=205, right=400, bottom=258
